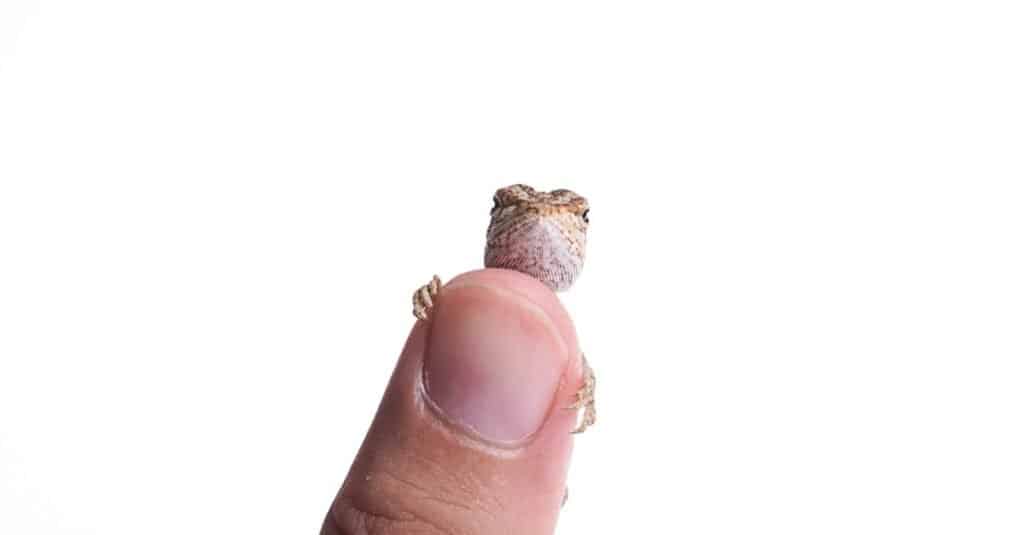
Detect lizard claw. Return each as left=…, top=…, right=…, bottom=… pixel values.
left=412, top=275, right=442, bottom=320
left=566, top=353, right=596, bottom=434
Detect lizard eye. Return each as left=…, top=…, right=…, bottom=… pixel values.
left=581, top=209, right=589, bottom=223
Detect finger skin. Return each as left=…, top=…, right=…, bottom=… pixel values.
left=322, top=269, right=586, bottom=535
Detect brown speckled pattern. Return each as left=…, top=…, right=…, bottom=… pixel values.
left=484, top=185, right=589, bottom=292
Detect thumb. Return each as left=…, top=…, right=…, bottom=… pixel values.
left=322, top=269, right=586, bottom=535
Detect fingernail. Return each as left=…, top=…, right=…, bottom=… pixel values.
left=422, top=283, right=568, bottom=443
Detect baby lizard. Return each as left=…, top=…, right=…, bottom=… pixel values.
left=411, top=184, right=596, bottom=435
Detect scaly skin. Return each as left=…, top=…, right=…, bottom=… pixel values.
left=412, top=184, right=595, bottom=435
left=485, top=185, right=589, bottom=291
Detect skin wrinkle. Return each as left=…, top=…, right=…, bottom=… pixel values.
left=381, top=464, right=492, bottom=520
left=335, top=463, right=473, bottom=534
left=329, top=495, right=459, bottom=535
left=344, top=404, right=505, bottom=531
left=408, top=395, right=510, bottom=523
left=404, top=462, right=488, bottom=521
left=404, top=434, right=501, bottom=519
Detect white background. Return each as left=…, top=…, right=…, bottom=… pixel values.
left=2, top=1, right=1022, bottom=533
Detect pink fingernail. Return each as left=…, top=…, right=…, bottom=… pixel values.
left=422, top=284, right=567, bottom=443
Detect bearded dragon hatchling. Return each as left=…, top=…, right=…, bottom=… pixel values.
left=411, top=184, right=596, bottom=434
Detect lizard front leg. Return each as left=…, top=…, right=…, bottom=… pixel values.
left=568, top=354, right=596, bottom=434
left=412, top=275, right=442, bottom=320
left=562, top=355, right=596, bottom=507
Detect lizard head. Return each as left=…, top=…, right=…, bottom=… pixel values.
left=484, top=184, right=589, bottom=292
